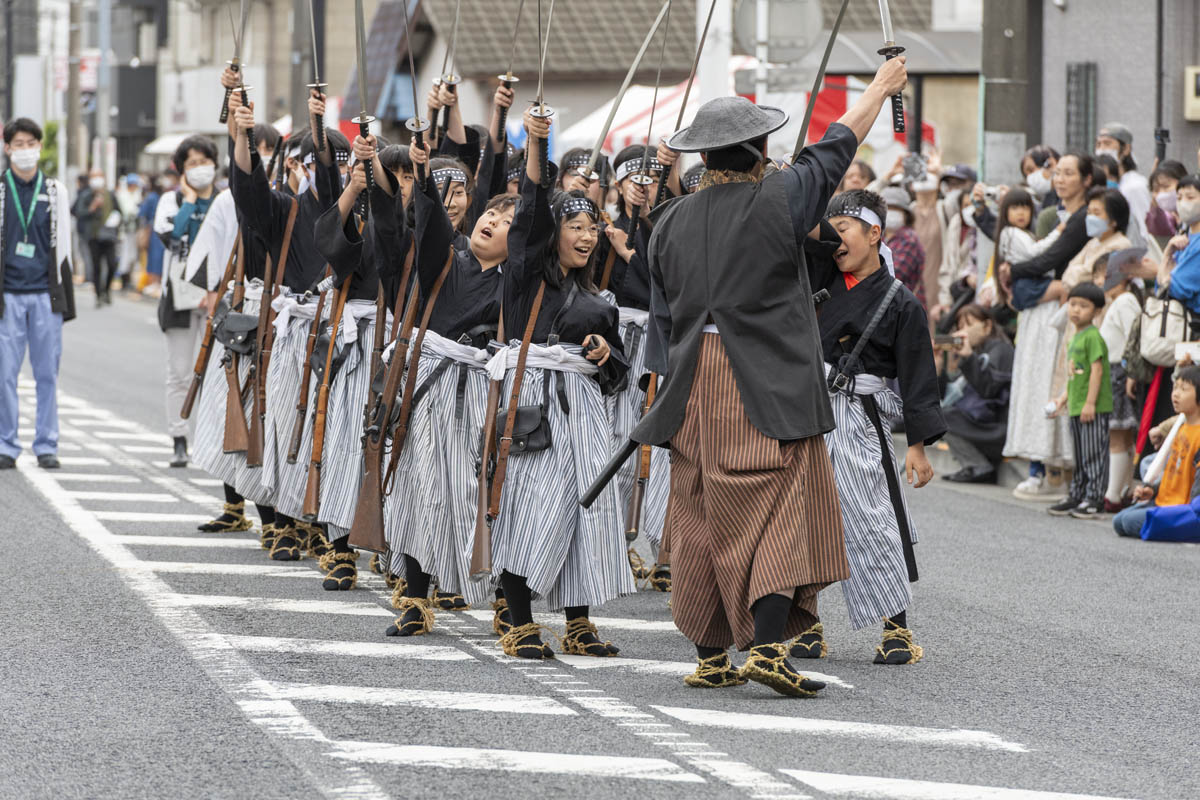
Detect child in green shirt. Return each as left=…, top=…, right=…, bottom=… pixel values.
left=1050, top=282, right=1112, bottom=518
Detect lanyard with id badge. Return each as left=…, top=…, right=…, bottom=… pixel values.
left=6, top=169, right=43, bottom=260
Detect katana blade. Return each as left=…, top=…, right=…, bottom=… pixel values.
left=673, top=0, right=717, bottom=132
left=399, top=0, right=423, bottom=124
left=584, top=0, right=672, bottom=176
left=504, top=0, right=528, bottom=79
left=875, top=0, right=905, bottom=132
left=877, top=0, right=895, bottom=44
left=639, top=0, right=672, bottom=171
left=354, top=0, right=370, bottom=118
left=440, top=0, right=463, bottom=81
left=235, top=0, right=250, bottom=61
left=307, top=0, right=322, bottom=84
left=794, top=0, right=850, bottom=160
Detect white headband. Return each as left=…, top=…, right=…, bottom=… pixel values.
left=828, top=206, right=895, bottom=277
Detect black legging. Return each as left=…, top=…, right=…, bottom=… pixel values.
left=87, top=238, right=118, bottom=297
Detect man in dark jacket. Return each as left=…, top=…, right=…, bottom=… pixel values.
left=632, top=57, right=909, bottom=697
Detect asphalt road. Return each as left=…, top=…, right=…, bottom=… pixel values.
left=2, top=290, right=1195, bottom=800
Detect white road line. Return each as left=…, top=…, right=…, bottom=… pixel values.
left=161, top=594, right=395, bottom=617
left=190, top=477, right=225, bottom=487
left=19, top=440, right=81, bottom=451
left=555, top=654, right=854, bottom=690
left=94, top=430, right=174, bottom=443
left=120, top=445, right=175, bottom=454
left=653, top=707, right=1028, bottom=753
left=94, top=511, right=212, bottom=523
left=57, top=456, right=111, bottom=466
left=263, top=681, right=576, bottom=716
left=779, top=770, right=1133, bottom=799
left=15, top=460, right=392, bottom=800
left=214, top=633, right=473, bottom=662
left=68, top=418, right=141, bottom=428
left=124, top=561, right=318, bottom=578
left=68, top=490, right=179, bottom=503
left=328, top=742, right=705, bottom=783
left=463, top=609, right=679, bottom=632
left=49, top=473, right=141, bottom=483
left=113, top=535, right=260, bottom=548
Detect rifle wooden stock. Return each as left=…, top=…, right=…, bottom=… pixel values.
left=363, top=289, right=387, bottom=430
left=304, top=279, right=350, bottom=520
left=181, top=241, right=240, bottom=420
left=287, top=276, right=329, bottom=463
left=247, top=199, right=299, bottom=467
left=622, top=372, right=658, bottom=541
left=347, top=243, right=419, bottom=553
left=469, top=376, right=503, bottom=578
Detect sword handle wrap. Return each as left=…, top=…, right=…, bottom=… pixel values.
left=219, top=87, right=234, bottom=124
left=314, top=115, right=326, bottom=152
left=538, top=135, right=550, bottom=189
left=241, top=89, right=257, bottom=153
left=414, top=129, right=428, bottom=189
left=654, top=163, right=673, bottom=206
left=625, top=209, right=641, bottom=251
left=496, top=80, right=512, bottom=148
left=439, top=84, right=456, bottom=141
left=359, top=121, right=375, bottom=218
left=879, top=45, right=905, bottom=134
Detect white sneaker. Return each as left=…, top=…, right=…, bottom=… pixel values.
left=1013, top=475, right=1059, bottom=501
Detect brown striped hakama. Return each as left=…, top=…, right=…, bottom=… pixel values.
left=664, top=334, right=849, bottom=651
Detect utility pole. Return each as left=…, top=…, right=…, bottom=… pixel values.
left=979, top=0, right=1034, bottom=185
left=97, top=0, right=112, bottom=178
left=67, top=0, right=81, bottom=172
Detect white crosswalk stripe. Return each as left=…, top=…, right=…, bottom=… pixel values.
left=212, top=634, right=474, bottom=662
left=556, top=654, right=855, bottom=690
left=113, top=535, right=260, bottom=548
left=262, top=681, right=576, bottom=715
left=779, top=770, right=1134, bottom=799
left=463, top=609, right=679, bottom=632
left=68, top=490, right=178, bottom=502
left=94, top=510, right=213, bottom=523
left=50, top=473, right=141, bottom=483
left=161, top=593, right=395, bottom=617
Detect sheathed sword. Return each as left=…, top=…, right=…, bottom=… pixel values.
left=528, top=0, right=557, bottom=188
left=653, top=0, right=717, bottom=206
left=625, top=0, right=671, bottom=249
left=876, top=0, right=905, bottom=133
left=495, top=0, right=528, bottom=149
left=352, top=0, right=376, bottom=218
left=306, top=0, right=328, bottom=153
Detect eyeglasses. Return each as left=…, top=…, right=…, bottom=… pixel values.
left=565, top=223, right=599, bottom=236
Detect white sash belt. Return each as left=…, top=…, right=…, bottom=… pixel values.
left=619, top=307, right=649, bottom=327
left=485, top=341, right=599, bottom=382
left=421, top=329, right=490, bottom=367
left=824, top=362, right=886, bottom=396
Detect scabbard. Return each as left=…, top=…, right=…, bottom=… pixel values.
left=580, top=438, right=640, bottom=509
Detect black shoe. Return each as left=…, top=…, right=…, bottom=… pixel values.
left=169, top=437, right=188, bottom=468
left=36, top=454, right=60, bottom=469
left=1048, top=497, right=1081, bottom=516
left=0, top=455, right=15, bottom=469
left=1070, top=499, right=1103, bottom=519
left=943, top=466, right=997, bottom=484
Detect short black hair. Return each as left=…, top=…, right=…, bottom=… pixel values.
left=378, top=144, right=411, bottom=175
left=1068, top=281, right=1106, bottom=309
left=1152, top=160, right=1188, bottom=186
left=1094, top=154, right=1120, bottom=182
left=171, top=135, right=218, bottom=173
left=1177, top=175, right=1200, bottom=194
left=825, top=189, right=888, bottom=235
left=1175, top=365, right=1200, bottom=397
left=1086, top=186, right=1130, bottom=234
left=254, top=123, right=282, bottom=152
left=703, top=136, right=766, bottom=173
left=3, top=117, right=42, bottom=144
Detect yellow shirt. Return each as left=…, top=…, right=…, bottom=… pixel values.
left=1157, top=422, right=1200, bottom=506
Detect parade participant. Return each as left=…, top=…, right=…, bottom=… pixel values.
left=631, top=57, right=909, bottom=697
left=0, top=117, right=75, bottom=471
left=813, top=189, right=945, bottom=664
left=156, top=133, right=220, bottom=468
left=487, top=107, right=632, bottom=660
left=383, top=135, right=515, bottom=636
left=227, top=86, right=345, bottom=561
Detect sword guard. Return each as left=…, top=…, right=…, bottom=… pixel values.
left=877, top=44, right=905, bottom=58
left=352, top=114, right=378, bottom=127
left=497, top=74, right=521, bottom=85
left=630, top=174, right=655, bottom=187
left=306, top=81, right=329, bottom=92
left=441, top=73, right=461, bottom=88
left=405, top=116, right=431, bottom=135
left=529, top=103, right=555, bottom=119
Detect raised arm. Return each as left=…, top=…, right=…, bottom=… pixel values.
left=410, top=137, right=456, bottom=294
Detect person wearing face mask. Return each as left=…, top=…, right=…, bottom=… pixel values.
left=1145, top=160, right=1187, bottom=245
left=0, top=117, right=76, bottom=471
left=1158, top=175, right=1200, bottom=319
left=909, top=149, right=945, bottom=314
left=1060, top=188, right=1131, bottom=292
left=1095, top=123, right=1151, bottom=244
left=1021, top=144, right=1059, bottom=208
left=943, top=304, right=1015, bottom=484
left=153, top=133, right=221, bottom=467
left=881, top=186, right=926, bottom=308
left=929, top=164, right=978, bottom=323
left=80, top=168, right=118, bottom=306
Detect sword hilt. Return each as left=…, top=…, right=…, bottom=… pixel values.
left=355, top=115, right=377, bottom=219
left=219, top=62, right=240, bottom=124
left=879, top=45, right=906, bottom=134
left=530, top=103, right=554, bottom=189
left=308, top=82, right=329, bottom=153
left=238, top=86, right=257, bottom=153
left=439, top=75, right=459, bottom=143
left=626, top=173, right=655, bottom=250
left=653, top=162, right=673, bottom=208
left=407, top=116, right=432, bottom=190
left=495, top=74, right=519, bottom=149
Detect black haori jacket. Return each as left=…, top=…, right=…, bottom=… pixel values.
left=632, top=123, right=858, bottom=445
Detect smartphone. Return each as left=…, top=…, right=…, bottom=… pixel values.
left=933, top=334, right=962, bottom=348
left=902, top=153, right=928, bottom=184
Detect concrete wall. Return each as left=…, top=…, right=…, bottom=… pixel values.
left=1041, top=0, right=1200, bottom=170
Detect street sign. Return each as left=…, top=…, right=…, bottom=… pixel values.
left=732, top=0, right=823, bottom=65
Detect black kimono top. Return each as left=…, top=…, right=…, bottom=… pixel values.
left=604, top=206, right=652, bottom=310
left=230, top=142, right=340, bottom=292
left=314, top=176, right=411, bottom=305
left=812, top=245, right=946, bottom=448
left=504, top=164, right=629, bottom=395
left=413, top=171, right=502, bottom=342
left=1009, top=206, right=1089, bottom=281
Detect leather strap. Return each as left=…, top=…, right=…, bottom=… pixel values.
left=598, top=245, right=618, bottom=293
left=390, top=239, right=417, bottom=342
left=273, top=197, right=299, bottom=293
left=488, top=280, right=547, bottom=516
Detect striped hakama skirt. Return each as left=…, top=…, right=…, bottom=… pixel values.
left=259, top=303, right=320, bottom=511
left=823, top=369, right=918, bottom=631
left=608, top=309, right=671, bottom=559
left=665, top=334, right=849, bottom=651
left=488, top=342, right=634, bottom=611
left=384, top=331, right=492, bottom=605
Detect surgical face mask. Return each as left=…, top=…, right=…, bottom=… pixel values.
left=910, top=178, right=938, bottom=195
left=605, top=202, right=620, bottom=220
left=215, top=178, right=230, bottom=193
left=1085, top=214, right=1109, bottom=238
left=1106, top=180, right=1119, bottom=189
left=185, top=164, right=215, bottom=190
left=9, top=147, right=40, bottom=172
left=1179, top=199, right=1200, bottom=227
left=88, top=176, right=106, bottom=190
left=885, top=210, right=905, bottom=231
left=961, top=208, right=977, bottom=228
left=1095, top=148, right=1120, bottom=161
left=1157, top=191, right=1178, bottom=213
left=1026, top=168, right=1052, bottom=195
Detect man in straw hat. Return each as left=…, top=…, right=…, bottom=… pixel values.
left=631, top=57, right=909, bottom=697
